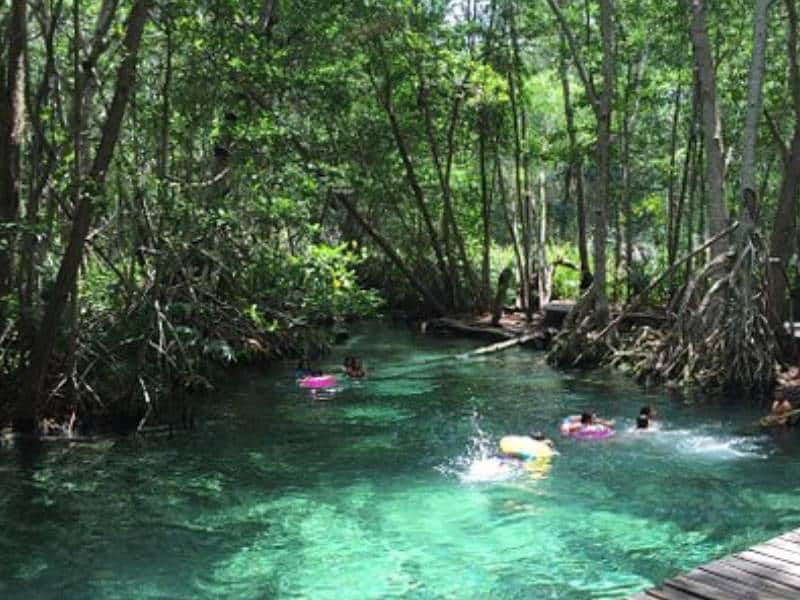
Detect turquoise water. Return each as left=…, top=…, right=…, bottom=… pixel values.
left=2, top=324, right=799, bottom=599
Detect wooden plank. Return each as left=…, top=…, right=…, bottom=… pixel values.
left=683, top=567, right=784, bottom=599
left=643, top=586, right=706, bottom=600
left=665, top=573, right=738, bottom=599
left=738, top=550, right=800, bottom=578
left=776, top=531, right=800, bottom=545
left=698, top=561, right=797, bottom=599
left=763, top=538, right=800, bottom=555
left=752, top=543, right=800, bottom=566
left=726, top=556, right=800, bottom=591
left=630, top=528, right=800, bottom=599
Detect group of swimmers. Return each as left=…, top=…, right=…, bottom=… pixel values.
left=499, top=405, right=658, bottom=462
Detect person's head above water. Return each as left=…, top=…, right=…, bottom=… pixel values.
left=529, top=431, right=546, bottom=441
left=640, top=405, right=656, bottom=418
left=636, top=414, right=650, bottom=429
left=580, top=412, right=593, bottom=425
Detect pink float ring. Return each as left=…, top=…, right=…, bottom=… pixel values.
left=560, top=417, right=614, bottom=440
left=299, top=374, right=337, bottom=389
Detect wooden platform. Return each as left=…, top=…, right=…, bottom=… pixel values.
left=630, top=528, right=800, bottom=599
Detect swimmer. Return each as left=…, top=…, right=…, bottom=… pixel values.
left=636, top=405, right=658, bottom=430
left=498, top=432, right=556, bottom=461
left=344, top=357, right=366, bottom=379
left=295, top=359, right=312, bottom=379
left=561, top=411, right=615, bottom=437
left=769, top=393, right=793, bottom=427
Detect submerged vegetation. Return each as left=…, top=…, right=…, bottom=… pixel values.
left=1, top=0, right=799, bottom=432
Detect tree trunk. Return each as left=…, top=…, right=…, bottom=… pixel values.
left=336, top=192, right=446, bottom=315
left=538, top=168, right=551, bottom=306
left=479, top=107, right=491, bottom=308
left=621, top=53, right=645, bottom=298
left=18, top=0, right=152, bottom=430
left=496, top=157, right=524, bottom=303
left=735, top=0, right=770, bottom=314
left=0, top=0, right=28, bottom=302
left=673, top=77, right=699, bottom=272
left=690, top=0, right=728, bottom=257
left=370, top=64, right=452, bottom=303
left=768, top=0, right=800, bottom=329
left=557, top=32, right=590, bottom=286
left=666, top=87, right=682, bottom=266
left=739, top=0, right=769, bottom=208
left=593, top=0, right=614, bottom=324
left=507, top=67, right=530, bottom=316
left=19, top=0, right=62, bottom=339
left=768, top=134, right=800, bottom=326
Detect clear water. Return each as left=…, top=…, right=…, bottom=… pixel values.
left=2, top=324, right=799, bottom=599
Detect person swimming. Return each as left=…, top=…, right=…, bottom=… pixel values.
left=769, top=393, right=793, bottom=427
left=560, top=411, right=615, bottom=438
left=295, top=359, right=312, bottom=379
left=498, top=431, right=556, bottom=461
left=343, top=357, right=366, bottom=379
left=636, top=405, right=658, bottom=430
left=296, top=359, right=322, bottom=379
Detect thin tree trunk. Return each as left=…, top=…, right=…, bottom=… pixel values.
left=576, top=159, right=590, bottom=288
left=417, top=70, right=459, bottom=305
left=496, top=158, right=524, bottom=302
left=507, top=67, right=530, bottom=316
left=593, top=0, right=614, bottom=323
left=673, top=77, right=699, bottom=271
left=19, top=0, right=62, bottom=338
left=739, top=0, right=770, bottom=228
left=666, top=87, right=682, bottom=265
left=538, top=168, right=551, bottom=306
left=547, top=0, right=613, bottom=323
left=557, top=32, right=590, bottom=285
left=686, top=136, right=703, bottom=280
left=0, top=0, right=28, bottom=302
left=336, top=193, right=446, bottom=315
left=368, top=63, right=452, bottom=303
left=621, top=53, right=645, bottom=299
left=511, top=10, right=534, bottom=318
left=479, top=107, right=491, bottom=308
left=768, top=0, right=800, bottom=328
left=690, top=0, right=728, bottom=257
left=19, top=0, right=152, bottom=430
left=735, top=0, right=770, bottom=313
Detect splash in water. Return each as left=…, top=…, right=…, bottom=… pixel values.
left=436, top=420, right=525, bottom=483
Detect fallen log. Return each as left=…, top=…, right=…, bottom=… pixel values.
left=467, top=332, right=545, bottom=356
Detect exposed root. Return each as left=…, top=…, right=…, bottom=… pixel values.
left=549, top=222, right=780, bottom=397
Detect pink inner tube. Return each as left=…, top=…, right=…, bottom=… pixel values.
left=299, top=374, right=337, bottom=389
left=560, top=419, right=614, bottom=440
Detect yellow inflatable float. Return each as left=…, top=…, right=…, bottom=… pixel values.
left=499, top=435, right=556, bottom=461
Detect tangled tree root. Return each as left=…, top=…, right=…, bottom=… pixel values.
left=612, top=257, right=777, bottom=395
left=549, top=223, right=780, bottom=397
left=546, top=291, right=609, bottom=368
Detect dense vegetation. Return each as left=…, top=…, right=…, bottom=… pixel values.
left=1, top=0, right=798, bottom=433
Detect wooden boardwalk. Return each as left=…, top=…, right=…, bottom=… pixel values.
left=630, top=529, right=800, bottom=599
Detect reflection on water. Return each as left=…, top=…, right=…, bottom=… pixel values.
left=0, top=323, right=797, bottom=599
